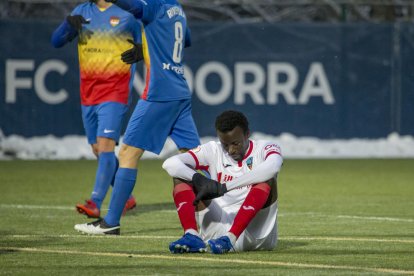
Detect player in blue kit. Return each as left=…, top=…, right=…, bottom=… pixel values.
left=51, top=0, right=141, bottom=219
left=74, top=0, right=200, bottom=234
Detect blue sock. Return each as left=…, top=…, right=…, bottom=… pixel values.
left=109, top=159, right=134, bottom=201
left=110, top=157, right=119, bottom=187
left=90, top=152, right=117, bottom=209
left=104, top=168, right=137, bottom=226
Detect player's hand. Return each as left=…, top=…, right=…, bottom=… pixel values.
left=66, top=15, right=89, bottom=31
left=121, top=39, right=144, bottom=64
left=192, top=173, right=227, bottom=206
left=78, top=28, right=94, bottom=45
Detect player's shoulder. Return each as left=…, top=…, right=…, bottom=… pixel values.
left=110, top=3, right=137, bottom=18
left=195, top=140, right=220, bottom=153
left=202, top=140, right=220, bottom=150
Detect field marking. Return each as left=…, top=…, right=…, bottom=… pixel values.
left=1, top=204, right=413, bottom=223
left=1, top=246, right=414, bottom=275
left=279, top=212, right=414, bottom=223
left=6, top=234, right=414, bottom=244
left=0, top=204, right=74, bottom=211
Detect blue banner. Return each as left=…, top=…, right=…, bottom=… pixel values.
left=1, top=20, right=413, bottom=139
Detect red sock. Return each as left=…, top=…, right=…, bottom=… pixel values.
left=173, top=183, right=197, bottom=232
left=229, top=183, right=271, bottom=238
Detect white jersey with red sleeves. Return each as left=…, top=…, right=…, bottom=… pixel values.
left=189, top=140, right=282, bottom=207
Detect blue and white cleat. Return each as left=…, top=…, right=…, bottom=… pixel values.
left=169, top=233, right=207, bottom=253
left=208, top=236, right=234, bottom=254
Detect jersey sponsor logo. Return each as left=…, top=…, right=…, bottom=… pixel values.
left=222, top=174, right=233, bottom=182
left=265, top=144, right=281, bottom=152
left=103, top=129, right=115, bottom=133
left=223, top=163, right=232, bottom=168
left=176, top=202, right=187, bottom=211
left=246, top=157, right=253, bottom=170
left=110, top=16, right=120, bottom=27
left=242, top=205, right=255, bottom=211
left=82, top=47, right=114, bottom=54
left=162, top=63, right=184, bottom=75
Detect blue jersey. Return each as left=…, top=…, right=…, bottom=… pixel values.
left=115, top=0, right=191, bottom=101
left=51, top=2, right=141, bottom=105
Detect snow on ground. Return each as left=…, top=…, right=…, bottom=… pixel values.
left=1, top=129, right=413, bottom=160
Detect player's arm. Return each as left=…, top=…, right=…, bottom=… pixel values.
left=51, top=13, right=90, bottom=48
left=192, top=154, right=282, bottom=205
left=162, top=152, right=198, bottom=181
left=51, top=20, right=78, bottom=48
left=225, top=153, right=283, bottom=191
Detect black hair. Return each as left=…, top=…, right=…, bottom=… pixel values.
left=215, top=110, right=249, bottom=134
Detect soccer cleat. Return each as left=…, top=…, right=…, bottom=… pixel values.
left=208, top=236, right=235, bottom=254
left=76, top=199, right=100, bottom=218
left=74, top=219, right=120, bottom=235
left=169, top=233, right=207, bottom=253
left=122, top=196, right=137, bottom=216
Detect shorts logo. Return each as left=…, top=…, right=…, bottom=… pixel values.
left=104, top=129, right=115, bottom=134
left=110, top=16, right=120, bottom=27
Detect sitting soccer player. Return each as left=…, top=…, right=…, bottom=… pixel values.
left=162, top=110, right=283, bottom=254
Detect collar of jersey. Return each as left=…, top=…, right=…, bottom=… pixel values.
left=237, top=140, right=253, bottom=167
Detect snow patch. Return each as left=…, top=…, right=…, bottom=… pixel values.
left=0, top=129, right=413, bottom=160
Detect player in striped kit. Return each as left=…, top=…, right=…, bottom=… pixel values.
left=162, top=110, right=283, bottom=254
left=51, top=0, right=141, bottom=218
left=74, top=0, right=200, bottom=234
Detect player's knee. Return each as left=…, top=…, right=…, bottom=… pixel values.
left=91, top=144, right=99, bottom=157
left=172, top=182, right=193, bottom=197
left=118, top=145, right=143, bottom=168
left=252, top=182, right=272, bottom=193
left=162, top=156, right=180, bottom=177
left=96, top=137, right=116, bottom=153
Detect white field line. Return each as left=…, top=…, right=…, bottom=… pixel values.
left=1, top=203, right=413, bottom=223
left=1, top=246, right=414, bottom=275
left=278, top=212, right=414, bottom=223
left=7, top=234, right=414, bottom=244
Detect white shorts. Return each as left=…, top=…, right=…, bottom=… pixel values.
left=196, top=200, right=278, bottom=252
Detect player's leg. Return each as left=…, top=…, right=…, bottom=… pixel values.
left=233, top=201, right=278, bottom=252
left=169, top=179, right=208, bottom=253
left=169, top=99, right=200, bottom=152
left=76, top=104, right=101, bottom=218
left=74, top=100, right=178, bottom=234
left=95, top=102, right=137, bottom=215
left=208, top=182, right=273, bottom=254
left=76, top=102, right=132, bottom=218
left=107, top=100, right=194, bottom=227
left=166, top=99, right=209, bottom=252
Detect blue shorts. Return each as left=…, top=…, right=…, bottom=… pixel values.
left=81, top=102, right=128, bottom=145
left=123, top=99, right=200, bottom=154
